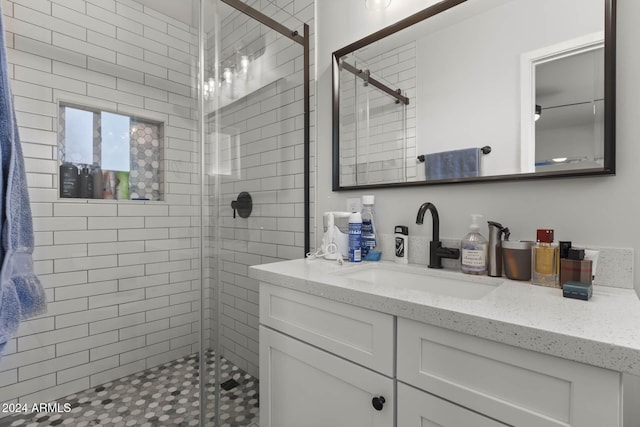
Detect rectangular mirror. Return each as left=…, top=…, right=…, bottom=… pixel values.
left=332, top=0, right=616, bottom=190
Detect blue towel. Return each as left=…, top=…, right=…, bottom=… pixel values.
left=424, top=147, right=480, bottom=180
left=0, top=3, right=47, bottom=356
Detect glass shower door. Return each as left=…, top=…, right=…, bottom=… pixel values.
left=201, top=0, right=312, bottom=425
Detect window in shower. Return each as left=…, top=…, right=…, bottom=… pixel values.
left=58, top=103, right=164, bottom=201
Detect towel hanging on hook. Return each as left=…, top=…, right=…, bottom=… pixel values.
left=0, top=3, right=47, bottom=357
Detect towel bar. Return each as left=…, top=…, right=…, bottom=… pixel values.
left=417, top=145, right=491, bottom=163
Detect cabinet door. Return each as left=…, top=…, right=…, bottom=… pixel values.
left=260, top=325, right=394, bottom=427
left=398, top=382, right=507, bottom=427
left=398, top=317, right=622, bottom=427
left=260, top=282, right=394, bottom=376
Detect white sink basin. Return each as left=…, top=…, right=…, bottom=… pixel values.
left=335, top=263, right=502, bottom=300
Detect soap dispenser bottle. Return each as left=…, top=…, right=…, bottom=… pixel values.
left=92, top=164, right=103, bottom=199
left=78, top=165, right=92, bottom=199
left=461, top=214, right=488, bottom=275
left=59, top=162, right=79, bottom=198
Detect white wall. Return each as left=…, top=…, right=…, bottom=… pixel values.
left=1, top=0, right=201, bottom=406
left=316, top=0, right=640, bottom=295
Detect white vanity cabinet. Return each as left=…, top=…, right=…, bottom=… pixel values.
left=398, top=382, right=507, bottom=426
left=397, top=318, right=622, bottom=427
left=259, top=283, right=395, bottom=427
left=259, top=282, right=623, bottom=427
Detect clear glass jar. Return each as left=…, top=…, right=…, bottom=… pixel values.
left=531, top=229, right=559, bottom=287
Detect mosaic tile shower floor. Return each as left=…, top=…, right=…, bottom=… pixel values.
left=0, top=351, right=259, bottom=427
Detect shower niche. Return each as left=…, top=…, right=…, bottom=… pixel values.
left=58, top=103, right=164, bottom=201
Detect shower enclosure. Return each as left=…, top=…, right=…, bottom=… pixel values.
left=202, top=0, right=312, bottom=425
left=0, top=0, right=313, bottom=425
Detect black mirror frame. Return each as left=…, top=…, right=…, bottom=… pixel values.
left=332, top=0, right=616, bottom=191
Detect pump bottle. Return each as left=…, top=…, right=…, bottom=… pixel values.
left=461, top=214, right=488, bottom=275
left=78, top=165, right=92, bottom=199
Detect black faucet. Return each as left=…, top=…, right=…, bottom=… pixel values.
left=416, top=202, right=460, bottom=269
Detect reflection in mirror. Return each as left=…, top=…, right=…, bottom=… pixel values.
left=338, top=51, right=413, bottom=186
left=332, top=0, right=615, bottom=190
left=520, top=32, right=605, bottom=173
left=534, top=46, right=604, bottom=172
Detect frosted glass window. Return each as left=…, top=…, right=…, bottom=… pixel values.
left=64, top=107, right=93, bottom=165
left=101, top=112, right=131, bottom=172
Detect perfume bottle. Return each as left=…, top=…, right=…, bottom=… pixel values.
left=531, top=229, right=559, bottom=287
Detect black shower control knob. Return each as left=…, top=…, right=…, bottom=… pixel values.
left=371, top=396, right=385, bottom=411
left=231, top=191, right=252, bottom=219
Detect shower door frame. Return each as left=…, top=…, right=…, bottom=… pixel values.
left=199, top=1, right=312, bottom=425
left=219, top=0, right=311, bottom=256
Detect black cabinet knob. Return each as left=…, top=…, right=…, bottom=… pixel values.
left=371, top=396, right=385, bottom=411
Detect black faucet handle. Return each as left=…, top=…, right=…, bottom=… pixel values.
left=428, top=241, right=443, bottom=269
left=436, top=246, right=460, bottom=259
left=429, top=242, right=460, bottom=269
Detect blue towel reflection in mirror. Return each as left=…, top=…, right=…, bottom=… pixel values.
left=418, top=146, right=490, bottom=180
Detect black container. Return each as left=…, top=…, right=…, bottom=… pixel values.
left=78, top=166, right=92, bottom=199
left=92, top=166, right=103, bottom=199
left=59, top=162, right=79, bottom=198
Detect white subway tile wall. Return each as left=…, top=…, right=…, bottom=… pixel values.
left=1, top=0, right=203, bottom=408
left=206, top=0, right=315, bottom=377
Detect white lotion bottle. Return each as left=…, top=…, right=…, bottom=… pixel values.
left=461, top=214, right=488, bottom=275
left=323, top=212, right=339, bottom=260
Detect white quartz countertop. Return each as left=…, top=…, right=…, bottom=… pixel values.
left=249, top=258, right=640, bottom=376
